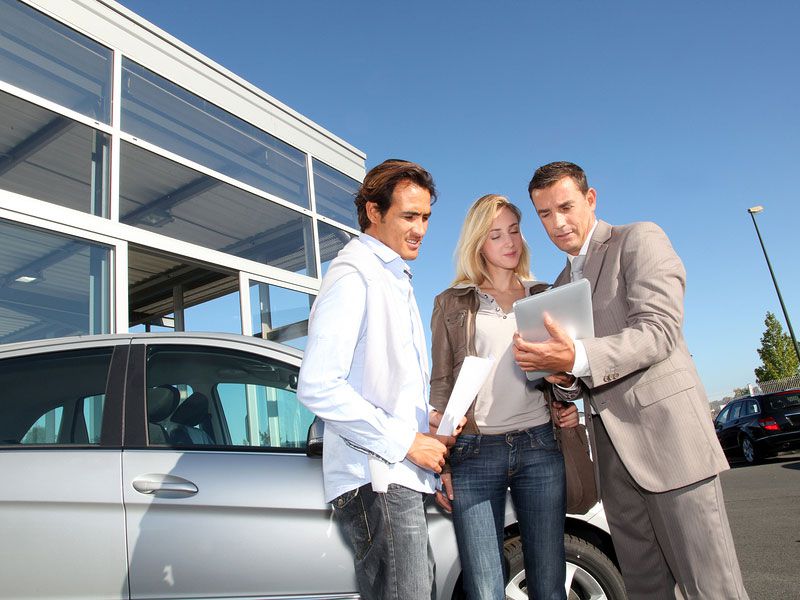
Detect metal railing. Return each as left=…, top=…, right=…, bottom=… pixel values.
left=733, top=375, right=800, bottom=399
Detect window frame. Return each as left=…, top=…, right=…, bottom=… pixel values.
left=0, top=338, right=128, bottom=449
left=126, top=336, right=307, bottom=453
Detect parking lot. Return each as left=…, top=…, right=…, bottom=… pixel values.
left=721, top=452, right=800, bottom=600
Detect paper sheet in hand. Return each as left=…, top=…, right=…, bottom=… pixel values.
left=368, top=457, right=392, bottom=493
left=436, top=355, right=495, bottom=436
left=513, top=279, right=594, bottom=381
left=369, top=355, right=494, bottom=493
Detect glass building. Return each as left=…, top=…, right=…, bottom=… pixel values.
left=0, top=0, right=363, bottom=348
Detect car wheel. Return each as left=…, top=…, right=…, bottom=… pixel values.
left=504, top=533, right=627, bottom=600
left=740, top=436, right=761, bottom=465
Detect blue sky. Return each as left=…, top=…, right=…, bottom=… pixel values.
left=119, top=0, right=800, bottom=401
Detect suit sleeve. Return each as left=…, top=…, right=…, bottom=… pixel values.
left=582, top=222, right=686, bottom=389
left=429, top=293, right=455, bottom=414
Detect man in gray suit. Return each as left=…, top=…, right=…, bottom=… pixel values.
left=513, top=161, right=748, bottom=599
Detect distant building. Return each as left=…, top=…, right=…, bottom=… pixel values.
left=0, top=0, right=364, bottom=346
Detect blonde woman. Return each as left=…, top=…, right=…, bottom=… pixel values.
left=430, top=194, right=579, bottom=600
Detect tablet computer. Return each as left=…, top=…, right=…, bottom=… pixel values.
left=512, top=278, right=595, bottom=380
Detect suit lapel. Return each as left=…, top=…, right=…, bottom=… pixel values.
left=583, top=220, right=611, bottom=300
left=555, top=260, right=570, bottom=287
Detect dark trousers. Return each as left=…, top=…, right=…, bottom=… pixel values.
left=333, top=483, right=435, bottom=600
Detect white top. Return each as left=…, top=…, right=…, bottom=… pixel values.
left=297, top=235, right=436, bottom=502
left=472, top=283, right=550, bottom=434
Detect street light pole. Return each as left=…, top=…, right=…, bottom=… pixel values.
left=747, top=205, right=800, bottom=365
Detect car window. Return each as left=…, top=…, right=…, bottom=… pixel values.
left=0, top=348, right=112, bottom=446
left=145, top=345, right=311, bottom=450
left=768, top=394, right=800, bottom=410
left=716, top=405, right=731, bottom=425
left=729, top=403, right=742, bottom=420
left=741, top=400, right=759, bottom=417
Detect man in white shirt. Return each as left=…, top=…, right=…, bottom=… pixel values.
left=297, top=159, right=454, bottom=600
left=513, top=161, right=747, bottom=599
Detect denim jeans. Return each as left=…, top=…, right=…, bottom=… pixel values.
left=449, top=422, right=566, bottom=600
left=332, top=483, right=435, bottom=600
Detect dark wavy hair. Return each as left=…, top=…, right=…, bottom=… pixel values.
left=355, top=159, right=437, bottom=232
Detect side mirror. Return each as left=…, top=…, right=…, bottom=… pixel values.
left=306, top=416, right=324, bottom=457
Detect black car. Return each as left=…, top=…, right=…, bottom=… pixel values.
left=714, top=389, right=800, bottom=464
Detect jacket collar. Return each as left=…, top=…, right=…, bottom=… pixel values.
left=555, top=219, right=611, bottom=290
left=450, top=279, right=542, bottom=295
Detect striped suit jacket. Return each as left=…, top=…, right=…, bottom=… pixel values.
left=557, top=220, right=729, bottom=493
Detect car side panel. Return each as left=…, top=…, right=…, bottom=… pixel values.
left=123, top=450, right=358, bottom=598
left=0, top=450, right=128, bottom=599
left=718, top=403, right=743, bottom=455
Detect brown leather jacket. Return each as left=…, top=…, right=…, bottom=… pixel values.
left=430, top=282, right=572, bottom=435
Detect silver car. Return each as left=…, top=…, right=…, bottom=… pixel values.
left=0, top=333, right=625, bottom=599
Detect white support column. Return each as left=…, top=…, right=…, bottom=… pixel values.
left=113, top=240, right=128, bottom=334
left=239, top=272, right=252, bottom=336
left=109, top=48, right=122, bottom=223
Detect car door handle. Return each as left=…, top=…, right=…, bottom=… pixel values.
left=132, top=474, right=198, bottom=497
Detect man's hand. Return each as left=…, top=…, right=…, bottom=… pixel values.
left=434, top=472, right=455, bottom=513
left=513, top=314, right=576, bottom=374
left=406, top=432, right=448, bottom=473
left=551, top=400, right=579, bottom=428
left=545, top=371, right=577, bottom=387
left=429, top=409, right=467, bottom=444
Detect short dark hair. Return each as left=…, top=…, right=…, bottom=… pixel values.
left=354, top=159, right=437, bottom=232
left=528, top=161, right=589, bottom=196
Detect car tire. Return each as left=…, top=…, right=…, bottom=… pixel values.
left=503, top=533, right=627, bottom=600
left=740, top=436, right=761, bottom=465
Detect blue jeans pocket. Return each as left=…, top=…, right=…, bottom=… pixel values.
left=448, top=436, right=478, bottom=468
left=530, top=425, right=559, bottom=451
left=334, top=487, right=372, bottom=561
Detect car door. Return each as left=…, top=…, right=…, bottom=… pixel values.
left=725, top=401, right=746, bottom=448
left=121, top=336, right=358, bottom=599
left=0, top=338, right=129, bottom=600
left=738, top=399, right=760, bottom=438
left=715, top=402, right=742, bottom=454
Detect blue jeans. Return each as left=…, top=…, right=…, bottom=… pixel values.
left=332, top=483, right=435, bottom=600
left=450, top=422, right=566, bottom=600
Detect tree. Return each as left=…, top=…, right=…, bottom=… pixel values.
left=754, top=312, right=800, bottom=382
left=732, top=387, right=749, bottom=398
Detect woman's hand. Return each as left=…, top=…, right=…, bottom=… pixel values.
left=434, top=472, right=455, bottom=513
left=551, top=400, right=579, bottom=428
left=429, top=409, right=467, bottom=440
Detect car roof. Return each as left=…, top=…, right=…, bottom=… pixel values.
left=750, top=389, right=800, bottom=400
left=0, top=332, right=304, bottom=360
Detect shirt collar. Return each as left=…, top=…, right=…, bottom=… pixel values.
left=359, top=233, right=412, bottom=279
left=568, top=219, right=599, bottom=264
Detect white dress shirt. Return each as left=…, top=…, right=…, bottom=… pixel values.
left=297, top=234, right=436, bottom=502
left=569, top=220, right=599, bottom=378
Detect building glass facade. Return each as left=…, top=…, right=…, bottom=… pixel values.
left=0, top=0, right=364, bottom=346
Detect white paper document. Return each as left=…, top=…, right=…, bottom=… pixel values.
left=436, top=355, right=495, bottom=436
left=368, top=457, right=392, bottom=493
left=369, top=355, right=494, bottom=493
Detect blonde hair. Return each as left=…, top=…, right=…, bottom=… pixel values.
left=452, top=194, right=533, bottom=287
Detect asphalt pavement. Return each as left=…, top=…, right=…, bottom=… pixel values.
left=720, top=451, right=800, bottom=600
